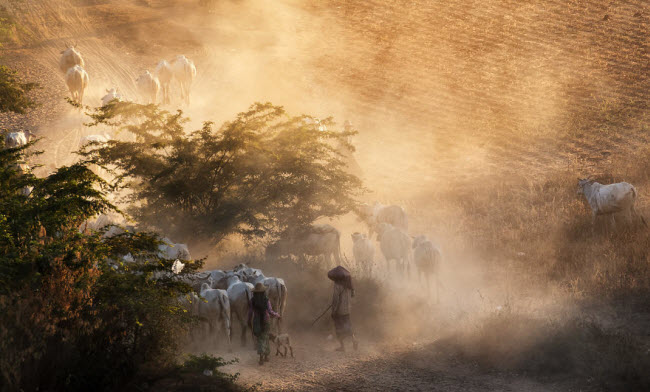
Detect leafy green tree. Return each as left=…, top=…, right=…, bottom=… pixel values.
left=85, top=102, right=363, bottom=245
left=0, top=65, right=36, bottom=114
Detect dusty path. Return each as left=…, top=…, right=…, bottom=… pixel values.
left=219, top=335, right=574, bottom=392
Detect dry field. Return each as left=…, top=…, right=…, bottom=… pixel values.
left=1, top=0, right=649, bottom=391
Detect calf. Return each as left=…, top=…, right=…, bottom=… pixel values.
left=269, top=333, right=294, bottom=358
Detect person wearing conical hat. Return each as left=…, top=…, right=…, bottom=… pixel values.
left=329, top=267, right=358, bottom=352
left=248, top=282, right=280, bottom=365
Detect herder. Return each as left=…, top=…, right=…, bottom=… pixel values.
left=248, top=282, right=281, bottom=365
left=329, top=266, right=359, bottom=352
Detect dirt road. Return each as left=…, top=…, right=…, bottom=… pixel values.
left=220, top=335, right=575, bottom=392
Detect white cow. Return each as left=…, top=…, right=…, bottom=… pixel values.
left=65, top=65, right=89, bottom=105
left=412, top=235, right=441, bottom=302
left=12, top=163, right=33, bottom=196
left=171, top=55, right=196, bottom=105
left=59, top=46, right=85, bottom=73
left=578, top=178, right=647, bottom=229
left=265, top=224, right=342, bottom=267
left=79, top=134, right=110, bottom=147
left=236, top=266, right=287, bottom=334
left=136, top=70, right=160, bottom=104
left=219, top=273, right=253, bottom=347
left=376, top=223, right=411, bottom=275
left=358, top=203, right=408, bottom=239
left=158, top=237, right=192, bottom=260
left=155, top=60, right=173, bottom=104
left=101, top=88, right=122, bottom=106
left=4, top=131, right=34, bottom=148
left=199, top=283, right=231, bottom=350
left=351, top=232, right=374, bottom=277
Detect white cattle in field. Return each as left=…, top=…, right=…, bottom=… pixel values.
left=358, top=203, right=408, bottom=239
left=412, top=235, right=441, bottom=302
left=65, top=65, right=89, bottom=105
left=218, top=273, right=253, bottom=347
left=59, top=46, right=85, bottom=73
left=4, top=131, right=34, bottom=148
left=577, top=178, right=647, bottom=229
left=376, top=223, right=411, bottom=275
left=155, top=60, right=173, bottom=104
left=171, top=55, right=196, bottom=105
left=265, top=224, right=342, bottom=267
left=198, top=283, right=231, bottom=350
left=351, top=232, right=374, bottom=277
left=136, top=70, right=160, bottom=104
left=101, top=88, right=122, bottom=106
left=158, top=237, right=192, bottom=260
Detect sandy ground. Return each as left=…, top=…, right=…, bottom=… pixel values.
left=206, top=332, right=574, bottom=392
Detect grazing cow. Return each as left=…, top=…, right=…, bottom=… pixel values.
left=265, top=224, right=342, bottom=267
left=577, top=178, right=647, bottom=230
left=101, top=88, right=122, bottom=106
left=4, top=131, right=35, bottom=148
left=358, top=203, right=408, bottom=239
left=376, top=223, right=411, bottom=275
left=136, top=70, right=160, bottom=104
left=351, top=232, right=374, bottom=277
left=65, top=65, right=89, bottom=105
left=218, top=272, right=253, bottom=347
left=155, top=60, right=173, bottom=104
left=199, top=283, right=231, bottom=350
left=412, top=235, right=441, bottom=302
left=59, top=46, right=84, bottom=73
left=171, top=55, right=196, bottom=105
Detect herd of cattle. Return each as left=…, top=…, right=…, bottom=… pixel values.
left=59, top=44, right=197, bottom=106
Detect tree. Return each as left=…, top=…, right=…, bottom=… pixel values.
left=0, top=65, right=37, bottom=114
left=0, top=141, right=201, bottom=391
left=85, top=102, right=364, bottom=245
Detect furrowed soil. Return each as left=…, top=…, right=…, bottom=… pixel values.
left=2, top=0, right=649, bottom=391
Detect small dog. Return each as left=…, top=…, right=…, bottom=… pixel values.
left=269, top=333, right=294, bottom=358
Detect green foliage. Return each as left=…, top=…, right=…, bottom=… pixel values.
left=181, top=353, right=239, bottom=382
left=85, top=101, right=363, bottom=244
left=0, top=141, right=204, bottom=391
left=0, top=65, right=37, bottom=114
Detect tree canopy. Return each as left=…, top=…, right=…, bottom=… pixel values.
left=85, top=102, right=363, bottom=245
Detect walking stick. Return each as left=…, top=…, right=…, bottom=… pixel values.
left=311, top=304, right=332, bottom=326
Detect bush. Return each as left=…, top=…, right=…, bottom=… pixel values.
left=0, top=141, right=210, bottom=391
